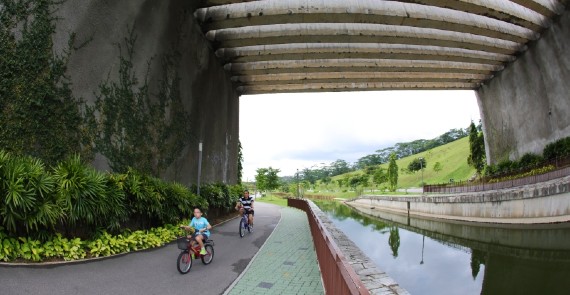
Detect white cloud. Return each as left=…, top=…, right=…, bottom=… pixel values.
left=239, top=90, right=480, bottom=180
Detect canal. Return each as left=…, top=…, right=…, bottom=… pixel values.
left=314, top=200, right=570, bottom=295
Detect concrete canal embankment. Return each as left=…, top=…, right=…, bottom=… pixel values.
left=348, top=176, right=570, bottom=224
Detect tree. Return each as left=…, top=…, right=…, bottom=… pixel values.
left=329, top=159, right=352, bottom=176
left=321, top=176, right=332, bottom=190
left=467, top=121, right=486, bottom=175
left=387, top=153, right=399, bottom=192
left=433, top=161, right=443, bottom=173
left=255, top=167, right=281, bottom=191
left=407, top=157, right=427, bottom=173
left=336, top=179, right=344, bottom=188
left=373, top=167, right=388, bottom=187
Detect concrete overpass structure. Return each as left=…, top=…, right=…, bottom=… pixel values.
left=52, top=0, right=569, bottom=184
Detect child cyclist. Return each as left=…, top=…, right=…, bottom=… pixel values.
left=182, top=208, right=211, bottom=255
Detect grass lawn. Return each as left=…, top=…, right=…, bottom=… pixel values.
left=256, top=194, right=288, bottom=207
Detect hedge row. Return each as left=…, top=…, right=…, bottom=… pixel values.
left=0, top=223, right=185, bottom=262
left=0, top=150, right=241, bottom=240
left=484, top=136, right=570, bottom=177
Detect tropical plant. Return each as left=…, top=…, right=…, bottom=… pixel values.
left=0, top=151, right=62, bottom=237
left=53, top=155, right=125, bottom=235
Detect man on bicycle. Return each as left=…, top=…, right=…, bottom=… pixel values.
left=235, top=190, right=254, bottom=230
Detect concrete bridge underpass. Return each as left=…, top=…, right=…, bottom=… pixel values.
left=197, top=0, right=570, bottom=166
left=51, top=0, right=569, bottom=184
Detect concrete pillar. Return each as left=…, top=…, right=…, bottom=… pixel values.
left=476, top=5, right=570, bottom=163
left=52, top=0, right=239, bottom=184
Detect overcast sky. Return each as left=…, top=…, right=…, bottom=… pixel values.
left=239, top=90, right=481, bottom=181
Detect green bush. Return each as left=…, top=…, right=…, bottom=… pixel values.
left=543, top=137, right=570, bottom=160
left=0, top=151, right=62, bottom=236
left=53, top=155, right=126, bottom=233
left=0, top=149, right=239, bottom=263
left=0, top=223, right=185, bottom=262
left=0, top=150, right=236, bottom=242
left=194, top=183, right=243, bottom=217
left=488, top=165, right=556, bottom=183
left=518, top=153, right=543, bottom=169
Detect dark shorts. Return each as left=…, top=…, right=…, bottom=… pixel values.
left=244, top=208, right=254, bottom=216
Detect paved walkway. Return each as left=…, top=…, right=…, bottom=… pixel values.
left=225, top=207, right=324, bottom=295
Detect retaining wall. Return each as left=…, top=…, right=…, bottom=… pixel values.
left=351, top=176, right=570, bottom=224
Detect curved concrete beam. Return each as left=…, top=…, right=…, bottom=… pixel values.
left=231, top=72, right=492, bottom=85
left=236, top=82, right=480, bottom=95
left=224, top=59, right=502, bottom=75
left=216, top=43, right=515, bottom=64
left=206, top=23, right=524, bottom=54
left=394, top=0, right=549, bottom=31
left=509, top=0, right=566, bottom=16
left=202, top=0, right=260, bottom=8
left=196, top=0, right=537, bottom=43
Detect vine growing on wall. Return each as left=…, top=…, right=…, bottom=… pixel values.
left=84, top=29, right=193, bottom=176
left=0, top=0, right=88, bottom=165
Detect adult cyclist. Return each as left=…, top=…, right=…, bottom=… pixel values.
left=235, top=190, right=254, bottom=230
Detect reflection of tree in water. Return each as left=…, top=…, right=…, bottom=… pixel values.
left=314, top=200, right=389, bottom=231
left=389, top=226, right=400, bottom=258
left=470, top=249, right=487, bottom=279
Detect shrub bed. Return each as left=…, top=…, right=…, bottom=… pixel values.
left=0, top=150, right=242, bottom=262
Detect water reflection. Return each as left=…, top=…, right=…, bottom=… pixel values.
left=389, top=227, right=400, bottom=258
left=315, top=200, right=570, bottom=295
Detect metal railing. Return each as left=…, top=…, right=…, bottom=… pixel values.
left=424, top=156, right=570, bottom=194
left=288, top=198, right=370, bottom=295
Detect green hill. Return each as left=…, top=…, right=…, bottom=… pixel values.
left=330, top=136, right=475, bottom=189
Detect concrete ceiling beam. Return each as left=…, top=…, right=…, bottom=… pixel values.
left=394, top=0, right=549, bottom=31
left=236, top=82, right=479, bottom=95
left=200, top=0, right=550, bottom=31
left=224, top=59, right=502, bottom=75
left=216, top=43, right=514, bottom=64
left=206, top=23, right=524, bottom=55
left=231, top=72, right=492, bottom=85
left=196, top=0, right=537, bottom=43
left=202, top=0, right=261, bottom=8
left=509, top=0, right=566, bottom=16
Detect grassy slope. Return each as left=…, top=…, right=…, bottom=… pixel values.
left=329, top=136, right=475, bottom=189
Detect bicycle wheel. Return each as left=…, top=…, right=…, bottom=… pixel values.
left=201, top=244, right=214, bottom=265
left=239, top=218, right=245, bottom=237
left=177, top=250, right=192, bottom=274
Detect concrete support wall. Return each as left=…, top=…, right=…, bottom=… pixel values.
left=350, top=175, right=570, bottom=224
left=52, top=0, right=238, bottom=184
left=476, top=6, right=570, bottom=163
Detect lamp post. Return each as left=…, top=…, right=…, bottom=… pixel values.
left=197, top=142, right=203, bottom=196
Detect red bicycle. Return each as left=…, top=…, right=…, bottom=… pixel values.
left=176, top=235, right=215, bottom=274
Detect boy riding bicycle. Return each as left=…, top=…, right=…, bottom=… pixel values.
left=181, top=208, right=211, bottom=255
